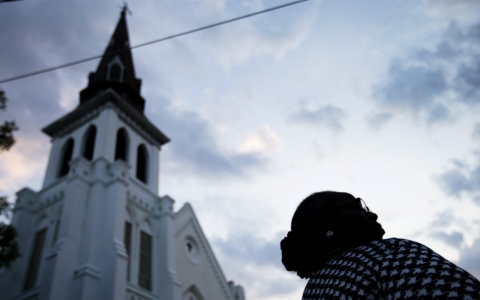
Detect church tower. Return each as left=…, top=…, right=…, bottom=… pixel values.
left=0, top=8, right=246, bottom=300
left=0, top=8, right=181, bottom=300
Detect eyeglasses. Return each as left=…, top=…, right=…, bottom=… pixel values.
left=333, top=197, right=371, bottom=213
left=359, top=198, right=371, bottom=213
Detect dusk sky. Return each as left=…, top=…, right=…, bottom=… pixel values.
left=1, top=1, right=479, bottom=299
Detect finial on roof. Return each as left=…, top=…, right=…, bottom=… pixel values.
left=120, top=1, right=132, bottom=16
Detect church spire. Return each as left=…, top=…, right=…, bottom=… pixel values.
left=80, top=7, right=145, bottom=113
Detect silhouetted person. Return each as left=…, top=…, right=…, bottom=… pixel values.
left=281, top=191, right=480, bottom=299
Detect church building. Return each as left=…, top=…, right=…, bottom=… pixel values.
left=0, top=8, right=245, bottom=300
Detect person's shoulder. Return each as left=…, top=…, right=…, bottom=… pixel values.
left=369, top=238, right=433, bottom=252
left=382, top=238, right=433, bottom=248
left=373, top=238, right=448, bottom=261
left=349, top=238, right=431, bottom=257
left=368, top=237, right=408, bottom=247
left=375, top=237, right=425, bottom=246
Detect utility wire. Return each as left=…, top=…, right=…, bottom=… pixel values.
left=0, top=0, right=308, bottom=85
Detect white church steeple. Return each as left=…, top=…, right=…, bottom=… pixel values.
left=0, top=8, right=245, bottom=300
left=0, top=9, right=179, bottom=300
left=40, top=7, right=169, bottom=193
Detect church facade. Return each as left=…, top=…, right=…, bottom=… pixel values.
left=0, top=9, right=245, bottom=300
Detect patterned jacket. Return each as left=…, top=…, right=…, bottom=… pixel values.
left=302, top=238, right=480, bottom=300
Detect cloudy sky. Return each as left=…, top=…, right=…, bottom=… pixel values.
left=1, top=0, right=480, bottom=299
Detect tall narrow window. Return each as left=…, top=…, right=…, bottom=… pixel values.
left=124, top=221, right=132, bottom=281
left=59, top=138, right=74, bottom=177
left=136, top=144, right=148, bottom=183
left=52, top=219, right=61, bottom=246
left=24, top=228, right=47, bottom=290
left=82, top=125, right=96, bottom=161
left=138, top=231, right=152, bottom=290
left=115, top=128, right=129, bottom=162
left=109, top=63, right=122, bottom=82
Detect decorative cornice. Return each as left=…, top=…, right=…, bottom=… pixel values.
left=68, top=157, right=92, bottom=183
left=73, top=264, right=101, bottom=281
left=43, top=104, right=102, bottom=139
left=42, top=89, right=169, bottom=146
left=107, top=159, right=130, bottom=187
left=126, top=189, right=163, bottom=217
left=116, top=105, right=157, bottom=147
left=38, top=176, right=68, bottom=196
left=15, top=189, right=65, bottom=214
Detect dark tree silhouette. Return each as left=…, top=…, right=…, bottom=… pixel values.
left=0, top=87, right=20, bottom=268
left=0, top=88, right=18, bottom=152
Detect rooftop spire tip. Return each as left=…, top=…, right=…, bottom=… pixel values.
left=120, top=1, right=132, bottom=16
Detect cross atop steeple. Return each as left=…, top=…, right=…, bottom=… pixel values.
left=80, top=7, right=145, bottom=113
left=120, top=1, right=132, bottom=16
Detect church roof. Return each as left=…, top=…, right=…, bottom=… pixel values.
left=174, top=202, right=236, bottom=300
left=79, top=7, right=145, bottom=113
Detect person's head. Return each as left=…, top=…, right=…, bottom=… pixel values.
left=280, top=191, right=385, bottom=278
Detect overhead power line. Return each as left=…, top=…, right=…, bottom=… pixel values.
left=0, top=0, right=308, bottom=85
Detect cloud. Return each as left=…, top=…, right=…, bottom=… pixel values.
left=472, top=123, right=480, bottom=141
left=371, top=20, right=480, bottom=124
left=212, top=232, right=304, bottom=298
left=425, top=0, right=480, bottom=23
left=0, top=2, right=111, bottom=81
left=456, top=237, right=480, bottom=279
left=151, top=93, right=268, bottom=179
left=366, top=112, right=394, bottom=129
left=189, top=0, right=226, bottom=11
left=239, top=125, right=282, bottom=156
left=189, top=0, right=318, bottom=67
left=436, top=160, right=480, bottom=204
left=289, top=105, right=347, bottom=132
left=431, top=231, right=464, bottom=248
left=0, top=134, right=48, bottom=197
left=453, top=59, right=480, bottom=105
left=373, top=61, right=449, bottom=123
left=306, top=141, right=324, bottom=161
left=435, top=123, right=480, bottom=207
left=412, top=41, right=460, bottom=63
left=431, top=210, right=456, bottom=227
left=213, top=233, right=282, bottom=268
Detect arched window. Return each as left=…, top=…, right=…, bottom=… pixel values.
left=58, top=138, right=74, bottom=178
left=136, top=144, right=148, bottom=183
left=109, top=63, right=122, bottom=82
left=82, top=125, right=96, bottom=161
left=115, top=128, right=129, bottom=162
left=107, top=56, right=124, bottom=82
